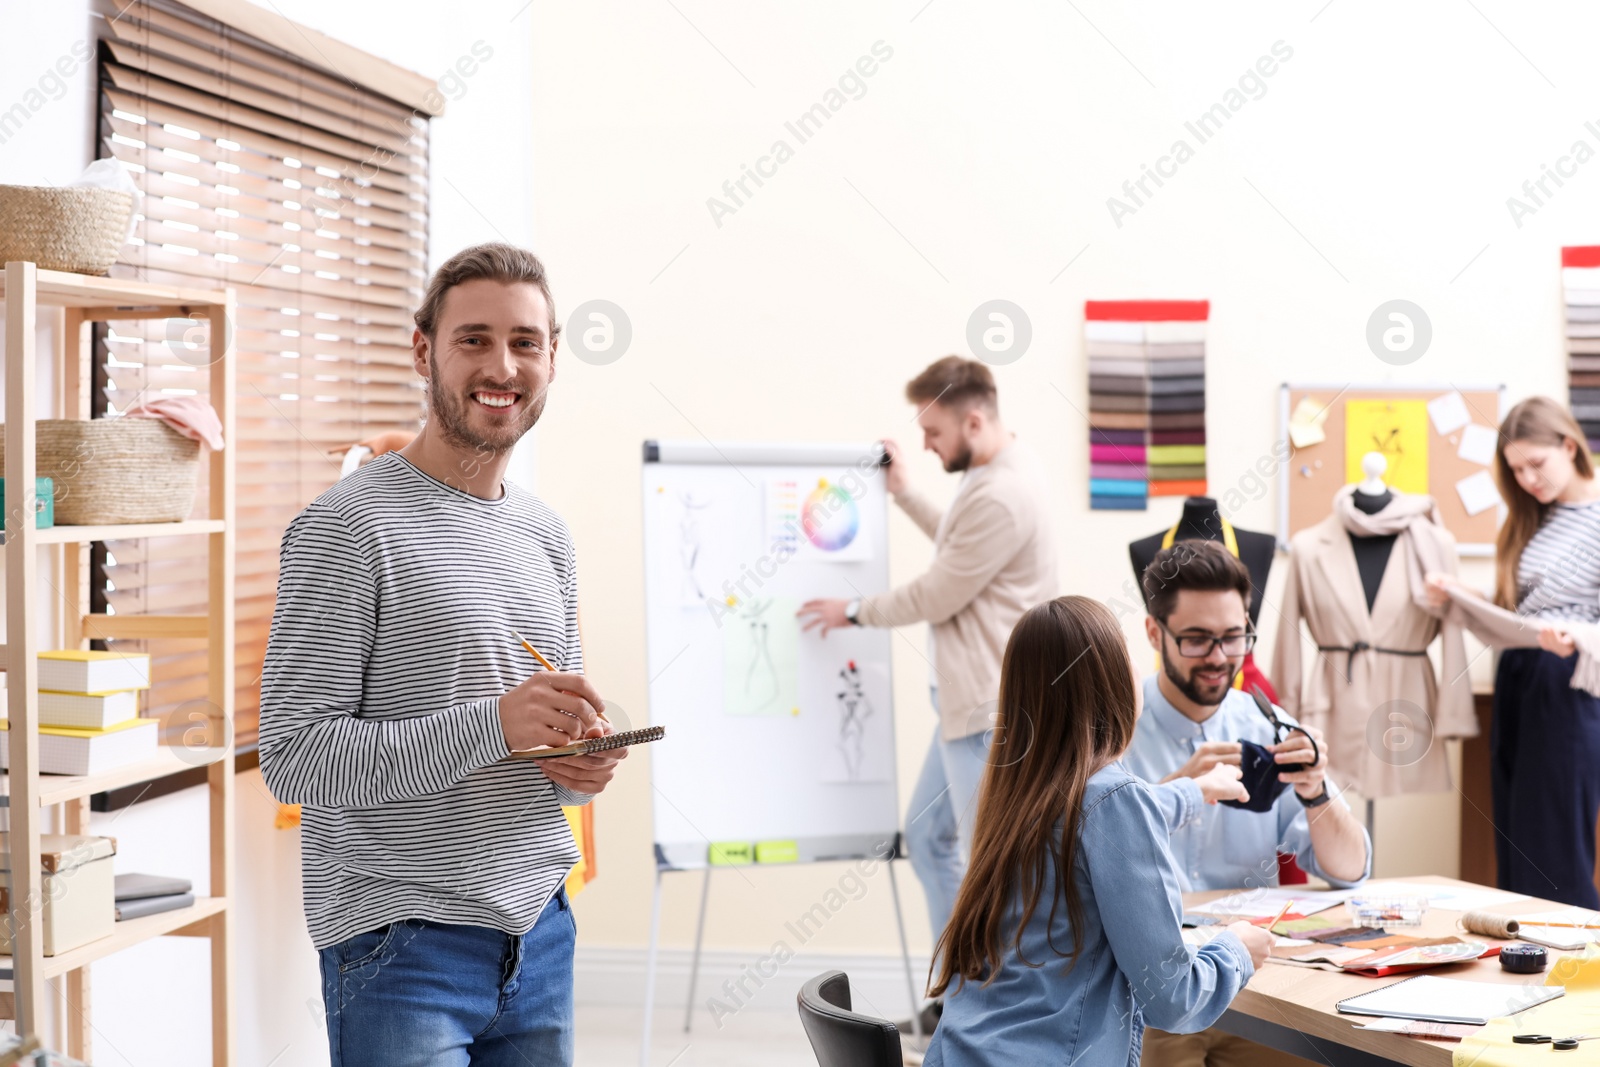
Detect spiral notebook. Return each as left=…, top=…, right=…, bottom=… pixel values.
left=1336, top=975, right=1564, bottom=1026
left=508, top=725, right=665, bottom=760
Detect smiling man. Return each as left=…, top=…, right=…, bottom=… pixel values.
left=1124, top=540, right=1370, bottom=1067
left=260, top=243, right=627, bottom=1066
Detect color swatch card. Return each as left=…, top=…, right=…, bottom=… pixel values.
left=1563, top=246, right=1600, bottom=454
left=1085, top=300, right=1209, bottom=510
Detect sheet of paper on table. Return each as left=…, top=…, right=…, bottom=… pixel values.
left=1354, top=1016, right=1479, bottom=1041
left=1371, top=881, right=1529, bottom=913
left=1186, top=886, right=1364, bottom=920
left=1517, top=925, right=1597, bottom=951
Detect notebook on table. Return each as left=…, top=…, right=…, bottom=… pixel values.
left=1336, top=975, right=1564, bottom=1025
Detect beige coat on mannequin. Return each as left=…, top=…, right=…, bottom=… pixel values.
left=1272, top=489, right=1478, bottom=797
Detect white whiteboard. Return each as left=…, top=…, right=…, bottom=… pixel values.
left=641, top=440, right=899, bottom=870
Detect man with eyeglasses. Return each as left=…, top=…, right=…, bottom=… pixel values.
left=1123, top=540, right=1370, bottom=1067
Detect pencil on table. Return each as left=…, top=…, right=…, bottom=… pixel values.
left=1265, top=900, right=1294, bottom=934
left=511, top=627, right=610, bottom=723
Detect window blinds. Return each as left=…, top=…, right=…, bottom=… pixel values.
left=95, top=0, right=429, bottom=747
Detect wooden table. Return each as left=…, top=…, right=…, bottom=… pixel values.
left=1186, top=875, right=1576, bottom=1067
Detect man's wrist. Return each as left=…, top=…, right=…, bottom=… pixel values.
left=845, top=598, right=862, bottom=625
left=1296, top=780, right=1331, bottom=807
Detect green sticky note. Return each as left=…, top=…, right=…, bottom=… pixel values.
left=709, top=841, right=753, bottom=866
left=755, top=840, right=799, bottom=864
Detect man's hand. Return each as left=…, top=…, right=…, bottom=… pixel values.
left=1271, top=724, right=1328, bottom=800
left=499, top=671, right=603, bottom=752
left=539, top=718, right=628, bottom=796
left=881, top=438, right=907, bottom=496
left=1160, top=740, right=1241, bottom=784
left=1195, top=762, right=1249, bottom=805
left=1539, top=625, right=1578, bottom=658
left=798, top=598, right=852, bottom=637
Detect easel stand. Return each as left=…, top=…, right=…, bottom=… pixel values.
left=639, top=854, right=925, bottom=1066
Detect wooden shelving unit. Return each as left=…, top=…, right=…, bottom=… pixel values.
left=0, top=263, right=235, bottom=1063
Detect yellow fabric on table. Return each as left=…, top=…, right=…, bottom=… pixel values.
left=1452, top=991, right=1600, bottom=1065
left=1453, top=954, right=1600, bottom=1067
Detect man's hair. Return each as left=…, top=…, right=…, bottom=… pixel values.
left=414, top=242, right=562, bottom=344
left=1142, top=540, right=1253, bottom=623
left=905, top=356, right=998, bottom=415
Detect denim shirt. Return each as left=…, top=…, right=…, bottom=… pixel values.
left=925, top=764, right=1254, bottom=1067
left=1123, top=676, right=1372, bottom=893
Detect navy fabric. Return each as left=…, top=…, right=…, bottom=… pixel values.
left=1219, top=740, right=1289, bottom=814
left=1492, top=648, right=1600, bottom=910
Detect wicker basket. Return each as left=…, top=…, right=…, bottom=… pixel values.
left=0, top=186, right=134, bottom=275
left=0, top=420, right=200, bottom=524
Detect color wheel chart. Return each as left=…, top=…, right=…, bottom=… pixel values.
left=1086, top=300, right=1210, bottom=510
left=1561, top=246, right=1600, bottom=455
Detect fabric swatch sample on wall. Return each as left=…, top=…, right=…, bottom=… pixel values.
left=1562, top=246, right=1600, bottom=455
left=1085, top=300, right=1210, bottom=510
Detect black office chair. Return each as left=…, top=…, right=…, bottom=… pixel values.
left=797, top=970, right=903, bottom=1067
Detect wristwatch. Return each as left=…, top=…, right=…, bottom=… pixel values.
left=1296, top=782, right=1332, bottom=808
left=845, top=599, right=862, bottom=626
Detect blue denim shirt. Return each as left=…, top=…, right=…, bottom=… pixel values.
left=924, top=764, right=1254, bottom=1067
left=1123, top=675, right=1372, bottom=893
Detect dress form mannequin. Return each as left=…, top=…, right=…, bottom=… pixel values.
left=1128, top=497, right=1276, bottom=628
left=1349, top=452, right=1397, bottom=613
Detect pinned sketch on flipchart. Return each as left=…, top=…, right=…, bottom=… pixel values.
left=671, top=490, right=717, bottom=606
left=723, top=596, right=800, bottom=716
left=832, top=661, right=873, bottom=782
left=819, top=658, right=893, bottom=784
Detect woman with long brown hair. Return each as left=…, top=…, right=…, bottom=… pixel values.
left=1427, top=396, right=1600, bottom=909
left=923, top=596, right=1271, bottom=1067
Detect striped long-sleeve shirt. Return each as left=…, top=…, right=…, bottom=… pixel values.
left=260, top=452, right=589, bottom=949
left=1517, top=498, right=1600, bottom=623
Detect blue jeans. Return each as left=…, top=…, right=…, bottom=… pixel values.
left=905, top=721, right=992, bottom=944
left=319, top=888, right=576, bottom=1066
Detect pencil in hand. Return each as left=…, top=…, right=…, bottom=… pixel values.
left=511, top=627, right=610, bottom=724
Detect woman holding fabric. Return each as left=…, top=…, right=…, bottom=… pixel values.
left=1427, top=396, right=1600, bottom=909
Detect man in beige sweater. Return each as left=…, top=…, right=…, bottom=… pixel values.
left=800, top=356, right=1056, bottom=948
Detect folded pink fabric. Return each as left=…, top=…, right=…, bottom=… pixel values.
left=1090, top=444, right=1145, bottom=463
left=124, top=396, right=225, bottom=450
left=1090, top=462, right=1148, bottom=481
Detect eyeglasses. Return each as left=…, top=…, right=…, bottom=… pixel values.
left=1158, top=621, right=1257, bottom=659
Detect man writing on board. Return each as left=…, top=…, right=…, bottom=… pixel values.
left=799, top=356, right=1056, bottom=1016
left=261, top=243, right=629, bottom=1066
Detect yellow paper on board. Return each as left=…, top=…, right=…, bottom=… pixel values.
left=1345, top=399, right=1429, bottom=494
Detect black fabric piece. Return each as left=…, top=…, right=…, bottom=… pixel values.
left=1350, top=533, right=1397, bottom=612
left=1218, top=740, right=1291, bottom=813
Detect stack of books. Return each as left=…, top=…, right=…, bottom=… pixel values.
left=114, top=873, right=194, bottom=922
left=0, top=651, right=158, bottom=776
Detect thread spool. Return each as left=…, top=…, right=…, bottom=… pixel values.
left=1461, top=911, right=1520, bottom=939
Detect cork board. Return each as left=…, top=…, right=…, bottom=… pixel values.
left=1278, top=384, right=1507, bottom=555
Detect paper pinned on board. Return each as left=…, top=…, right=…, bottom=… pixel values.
left=1427, top=391, right=1471, bottom=436
left=1288, top=396, right=1332, bottom=448
left=1458, top=423, right=1500, bottom=467
left=1455, top=470, right=1501, bottom=516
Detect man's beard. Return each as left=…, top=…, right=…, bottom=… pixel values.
left=1161, top=653, right=1237, bottom=709
left=943, top=444, right=974, bottom=473
left=427, top=353, right=546, bottom=455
